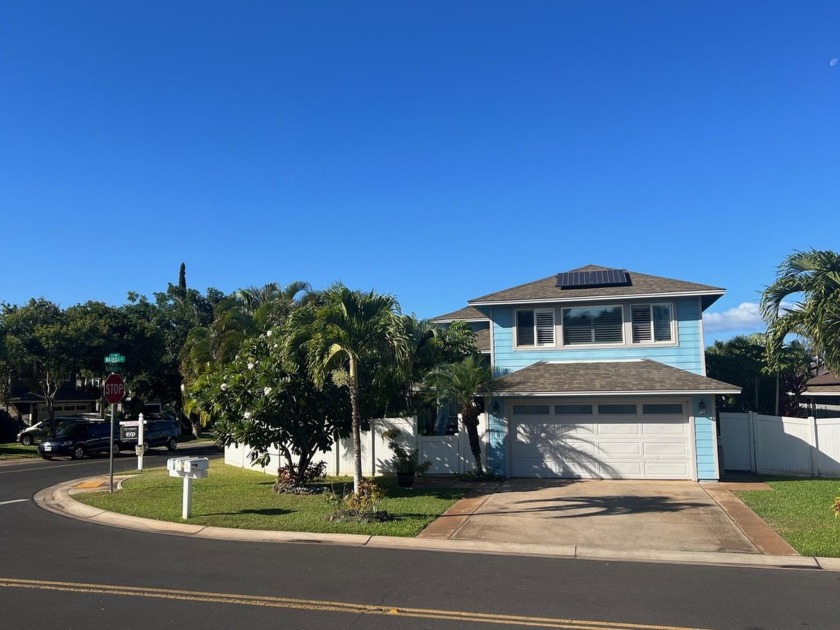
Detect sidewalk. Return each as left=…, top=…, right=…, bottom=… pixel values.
left=33, top=475, right=840, bottom=572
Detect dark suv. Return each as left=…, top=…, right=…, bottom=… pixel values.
left=38, top=422, right=118, bottom=460
left=119, top=419, right=179, bottom=453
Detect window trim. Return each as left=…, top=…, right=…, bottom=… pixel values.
left=628, top=301, right=677, bottom=346
left=560, top=303, right=625, bottom=347
left=514, top=307, right=556, bottom=349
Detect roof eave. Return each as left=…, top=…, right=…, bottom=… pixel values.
left=491, top=388, right=741, bottom=397
left=470, top=290, right=725, bottom=307
left=430, top=317, right=488, bottom=324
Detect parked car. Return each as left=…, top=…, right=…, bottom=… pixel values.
left=119, top=419, right=179, bottom=453
left=17, top=415, right=101, bottom=446
left=38, top=422, right=118, bottom=460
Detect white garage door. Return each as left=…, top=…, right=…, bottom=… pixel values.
left=510, top=400, right=693, bottom=480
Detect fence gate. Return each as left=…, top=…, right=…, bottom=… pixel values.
left=719, top=412, right=753, bottom=472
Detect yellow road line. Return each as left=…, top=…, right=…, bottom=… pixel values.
left=0, top=577, right=709, bottom=630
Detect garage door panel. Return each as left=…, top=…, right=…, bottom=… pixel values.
left=597, top=423, right=641, bottom=435
left=609, top=462, right=643, bottom=476
left=599, top=441, right=643, bottom=456
left=643, top=422, right=687, bottom=435
left=643, top=442, right=688, bottom=455
left=644, top=462, right=690, bottom=476
left=511, top=400, right=692, bottom=480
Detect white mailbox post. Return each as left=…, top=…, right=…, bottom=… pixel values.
left=167, top=457, right=209, bottom=519
left=136, top=413, right=145, bottom=471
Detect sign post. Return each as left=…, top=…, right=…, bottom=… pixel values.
left=137, top=413, right=145, bottom=471
left=103, top=372, right=126, bottom=492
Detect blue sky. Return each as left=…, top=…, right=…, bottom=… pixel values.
left=2, top=1, right=838, bottom=345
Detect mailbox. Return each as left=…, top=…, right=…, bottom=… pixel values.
left=167, top=457, right=209, bottom=479
left=168, top=457, right=209, bottom=519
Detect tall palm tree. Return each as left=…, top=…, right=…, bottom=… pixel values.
left=287, top=284, right=409, bottom=493
left=424, top=355, right=492, bottom=476
left=180, top=298, right=255, bottom=434
left=236, top=281, right=312, bottom=330
left=761, top=249, right=840, bottom=374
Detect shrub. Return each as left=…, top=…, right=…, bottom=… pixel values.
left=324, top=478, right=388, bottom=522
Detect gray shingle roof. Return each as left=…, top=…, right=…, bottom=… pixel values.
left=492, top=360, right=740, bottom=396
left=474, top=327, right=490, bottom=353
left=804, top=372, right=840, bottom=396
left=469, top=264, right=724, bottom=309
left=430, top=305, right=487, bottom=322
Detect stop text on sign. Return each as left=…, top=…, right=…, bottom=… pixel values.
left=104, top=374, right=126, bottom=404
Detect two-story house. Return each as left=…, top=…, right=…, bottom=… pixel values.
left=432, top=265, right=739, bottom=482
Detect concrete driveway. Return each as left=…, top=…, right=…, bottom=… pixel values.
left=421, top=479, right=766, bottom=554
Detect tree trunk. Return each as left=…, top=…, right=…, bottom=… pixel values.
left=462, top=407, right=484, bottom=477
left=349, top=357, right=362, bottom=495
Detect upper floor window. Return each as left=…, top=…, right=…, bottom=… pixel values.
left=516, top=309, right=555, bottom=347
left=631, top=303, right=673, bottom=344
left=562, top=305, right=623, bottom=345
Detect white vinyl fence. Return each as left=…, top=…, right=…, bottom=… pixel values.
left=225, top=414, right=489, bottom=477
left=719, top=412, right=840, bottom=478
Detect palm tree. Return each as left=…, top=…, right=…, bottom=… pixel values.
left=236, top=281, right=312, bottom=330
left=761, top=249, right=840, bottom=374
left=180, top=298, right=255, bottom=435
left=424, top=355, right=492, bottom=476
left=287, top=284, right=409, bottom=493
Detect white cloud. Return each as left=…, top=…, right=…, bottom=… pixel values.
left=703, top=302, right=765, bottom=333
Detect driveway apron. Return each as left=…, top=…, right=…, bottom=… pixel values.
left=443, top=479, right=759, bottom=554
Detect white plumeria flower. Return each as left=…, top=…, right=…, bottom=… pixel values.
left=244, top=411, right=252, bottom=419
left=180, top=383, right=185, bottom=392
left=266, top=330, right=272, bottom=337
left=248, top=362, right=255, bottom=370
left=221, top=383, right=228, bottom=391
left=264, top=387, right=272, bottom=396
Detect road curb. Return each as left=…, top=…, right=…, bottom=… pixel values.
left=33, top=476, right=840, bottom=572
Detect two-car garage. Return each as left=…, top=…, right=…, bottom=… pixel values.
left=508, top=399, right=694, bottom=480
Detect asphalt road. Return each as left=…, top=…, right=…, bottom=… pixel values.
left=1, top=448, right=839, bottom=630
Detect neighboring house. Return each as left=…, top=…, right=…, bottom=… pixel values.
left=430, top=305, right=491, bottom=356
left=8, top=381, right=100, bottom=425
left=434, top=264, right=739, bottom=481
left=802, top=372, right=840, bottom=418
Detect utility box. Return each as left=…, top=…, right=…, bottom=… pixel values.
left=167, top=457, right=209, bottom=479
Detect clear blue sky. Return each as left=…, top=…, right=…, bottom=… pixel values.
left=2, top=1, right=838, bottom=345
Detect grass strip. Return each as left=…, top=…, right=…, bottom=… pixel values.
left=736, top=477, right=840, bottom=557
left=76, top=462, right=467, bottom=537
left=0, top=442, right=39, bottom=459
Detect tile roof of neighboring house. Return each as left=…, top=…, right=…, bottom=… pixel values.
left=469, top=264, right=724, bottom=309
left=430, top=306, right=488, bottom=323
left=804, top=372, right=840, bottom=396
left=491, top=360, right=740, bottom=396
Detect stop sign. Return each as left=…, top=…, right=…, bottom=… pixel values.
left=103, top=373, right=126, bottom=404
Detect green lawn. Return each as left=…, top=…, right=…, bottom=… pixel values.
left=0, top=442, right=39, bottom=459
left=76, top=462, right=468, bottom=537
left=736, top=478, right=840, bottom=557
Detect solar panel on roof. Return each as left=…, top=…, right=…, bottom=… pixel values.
left=555, top=268, right=630, bottom=289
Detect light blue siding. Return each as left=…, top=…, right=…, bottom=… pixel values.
left=694, top=395, right=717, bottom=480
left=487, top=400, right=506, bottom=475
left=491, top=298, right=704, bottom=375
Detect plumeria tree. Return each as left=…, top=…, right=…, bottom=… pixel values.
left=192, top=329, right=350, bottom=485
